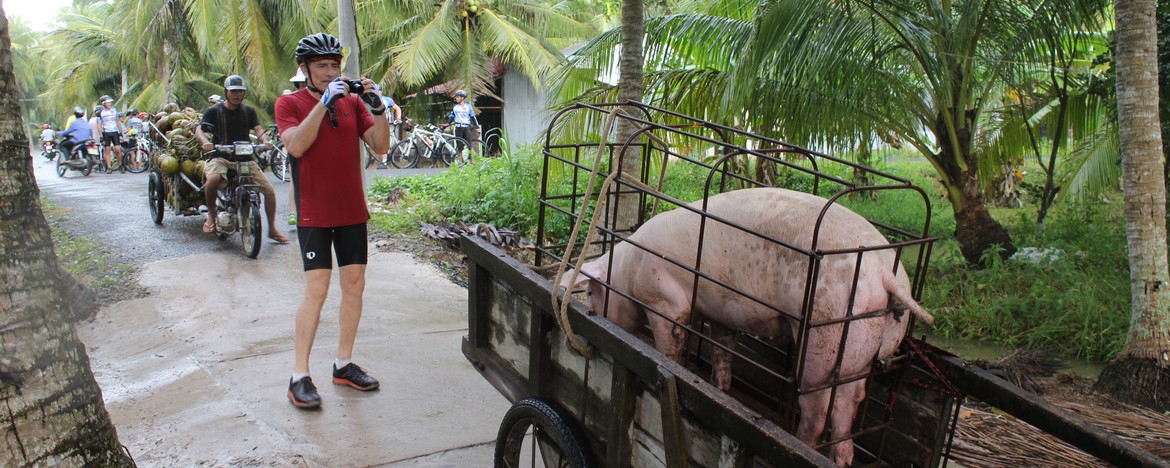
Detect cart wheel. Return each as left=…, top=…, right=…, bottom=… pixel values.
left=148, top=172, right=165, bottom=225
left=495, top=398, right=594, bottom=468
left=241, top=198, right=262, bottom=259
left=55, top=157, right=67, bottom=177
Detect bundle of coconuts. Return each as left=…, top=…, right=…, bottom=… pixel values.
left=148, top=103, right=206, bottom=208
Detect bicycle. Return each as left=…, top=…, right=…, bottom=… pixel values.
left=119, top=131, right=151, bottom=174
left=259, top=125, right=291, bottom=182
left=391, top=123, right=470, bottom=168
left=365, top=120, right=404, bottom=169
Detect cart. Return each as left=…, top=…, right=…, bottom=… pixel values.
left=462, top=102, right=1167, bottom=468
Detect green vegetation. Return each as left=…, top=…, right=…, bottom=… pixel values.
left=41, top=197, right=143, bottom=303
left=368, top=149, right=1130, bottom=361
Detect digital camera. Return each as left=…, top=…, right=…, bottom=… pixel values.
left=345, top=79, right=364, bottom=94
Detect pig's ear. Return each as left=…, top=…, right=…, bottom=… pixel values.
left=557, top=260, right=607, bottom=290
left=580, top=260, right=608, bottom=282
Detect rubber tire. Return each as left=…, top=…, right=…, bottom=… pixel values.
left=81, top=155, right=93, bottom=176
left=494, top=398, right=594, bottom=468
left=270, top=150, right=288, bottom=182
left=241, top=197, right=262, bottom=259
left=55, top=157, right=68, bottom=177
left=148, top=172, right=165, bottom=225
left=126, top=148, right=150, bottom=174
left=439, top=137, right=470, bottom=167
left=391, top=140, right=420, bottom=168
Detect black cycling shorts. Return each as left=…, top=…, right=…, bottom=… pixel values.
left=101, top=131, right=121, bottom=147
left=455, top=126, right=473, bottom=149
left=296, top=223, right=368, bottom=271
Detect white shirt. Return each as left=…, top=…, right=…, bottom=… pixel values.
left=40, top=129, right=54, bottom=142
left=99, top=107, right=121, bottom=133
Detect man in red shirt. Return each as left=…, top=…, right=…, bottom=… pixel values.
left=275, top=32, right=390, bottom=409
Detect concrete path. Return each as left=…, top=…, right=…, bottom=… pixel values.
left=32, top=150, right=509, bottom=466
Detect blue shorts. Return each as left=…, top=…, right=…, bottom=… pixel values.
left=295, top=223, right=368, bottom=271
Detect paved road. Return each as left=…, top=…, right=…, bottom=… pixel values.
left=30, top=149, right=509, bottom=466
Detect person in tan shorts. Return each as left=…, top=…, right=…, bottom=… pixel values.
left=195, top=75, right=290, bottom=243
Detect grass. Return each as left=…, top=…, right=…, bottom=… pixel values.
left=366, top=147, right=1133, bottom=361
left=41, top=197, right=145, bottom=306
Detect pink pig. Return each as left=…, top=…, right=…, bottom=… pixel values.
left=560, top=187, right=933, bottom=466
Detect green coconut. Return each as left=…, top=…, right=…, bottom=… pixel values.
left=160, top=155, right=179, bottom=175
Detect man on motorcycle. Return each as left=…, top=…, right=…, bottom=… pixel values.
left=40, top=123, right=55, bottom=145
left=194, top=75, right=289, bottom=243
left=58, top=107, right=92, bottom=159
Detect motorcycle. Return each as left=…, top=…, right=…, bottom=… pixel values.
left=55, top=138, right=97, bottom=177
left=206, top=142, right=267, bottom=259
left=41, top=140, right=57, bottom=160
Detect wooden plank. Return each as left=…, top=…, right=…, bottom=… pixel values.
left=658, top=366, right=689, bottom=468
left=608, top=365, right=637, bottom=467
left=934, top=353, right=1168, bottom=468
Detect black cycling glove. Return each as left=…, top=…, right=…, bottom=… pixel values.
left=360, top=92, right=386, bottom=115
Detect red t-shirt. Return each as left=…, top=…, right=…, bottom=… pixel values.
left=275, top=88, right=375, bottom=228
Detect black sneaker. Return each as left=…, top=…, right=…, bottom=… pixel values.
left=288, top=376, right=321, bottom=409
left=332, top=363, right=379, bottom=391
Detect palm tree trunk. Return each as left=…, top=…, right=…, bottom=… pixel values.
left=1096, top=0, right=1170, bottom=413
left=338, top=0, right=360, bottom=78
left=936, top=114, right=1016, bottom=265
left=614, top=0, right=644, bottom=232
left=0, top=10, right=133, bottom=466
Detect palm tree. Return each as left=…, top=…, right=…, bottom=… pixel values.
left=1096, top=0, right=1170, bottom=413
left=372, top=0, right=593, bottom=100
left=0, top=8, right=133, bottom=466
left=727, top=0, right=1114, bottom=265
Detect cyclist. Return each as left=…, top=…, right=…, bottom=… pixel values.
left=125, top=109, right=144, bottom=170
left=96, top=95, right=125, bottom=173
left=275, top=32, right=390, bottom=409
left=194, top=75, right=289, bottom=244
left=208, top=94, right=223, bottom=106
left=444, top=89, right=478, bottom=161
left=58, top=107, right=92, bottom=159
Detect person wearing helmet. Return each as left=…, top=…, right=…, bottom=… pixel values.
left=275, top=32, right=389, bottom=409
left=208, top=94, right=223, bottom=105
left=96, top=95, right=125, bottom=173
left=445, top=89, right=478, bottom=162
left=194, top=74, right=287, bottom=244
left=58, top=106, right=93, bottom=160
left=124, top=110, right=145, bottom=169
left=65, top=105, right=84, bottom=129
left=40, top=123, right=55, bottom=147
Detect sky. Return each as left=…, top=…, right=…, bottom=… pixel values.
left=6, top=0, right=74, bottom=32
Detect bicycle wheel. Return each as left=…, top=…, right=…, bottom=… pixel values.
left=390, top=140, right=420, bottom=168
left=270, top=149, right=288, bottom=182
left=128, top=146, right=152, bottom=173
left=439, top=137, right=470, bottom=167
left=240, top=197, right=262, bottom=259
left=494, top=398, right=594, bottom=468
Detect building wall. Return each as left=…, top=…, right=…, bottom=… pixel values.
left=501, top=67, right=548, bottom=148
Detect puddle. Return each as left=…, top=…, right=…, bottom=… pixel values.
left=921, top=334, right=1105, bottom=378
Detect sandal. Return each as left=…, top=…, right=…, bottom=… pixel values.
left=202, top=220, right=215, bottom=233
left=268, top=233, right=290, bottom=244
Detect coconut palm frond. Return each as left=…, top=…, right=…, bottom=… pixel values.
left=392, top=3, right=462, bottom=86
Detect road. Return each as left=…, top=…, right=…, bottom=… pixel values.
left=30, top=151, right=509, bottom=466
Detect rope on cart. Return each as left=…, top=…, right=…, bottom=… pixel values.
left=550, top=107, right=622, bottom=358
